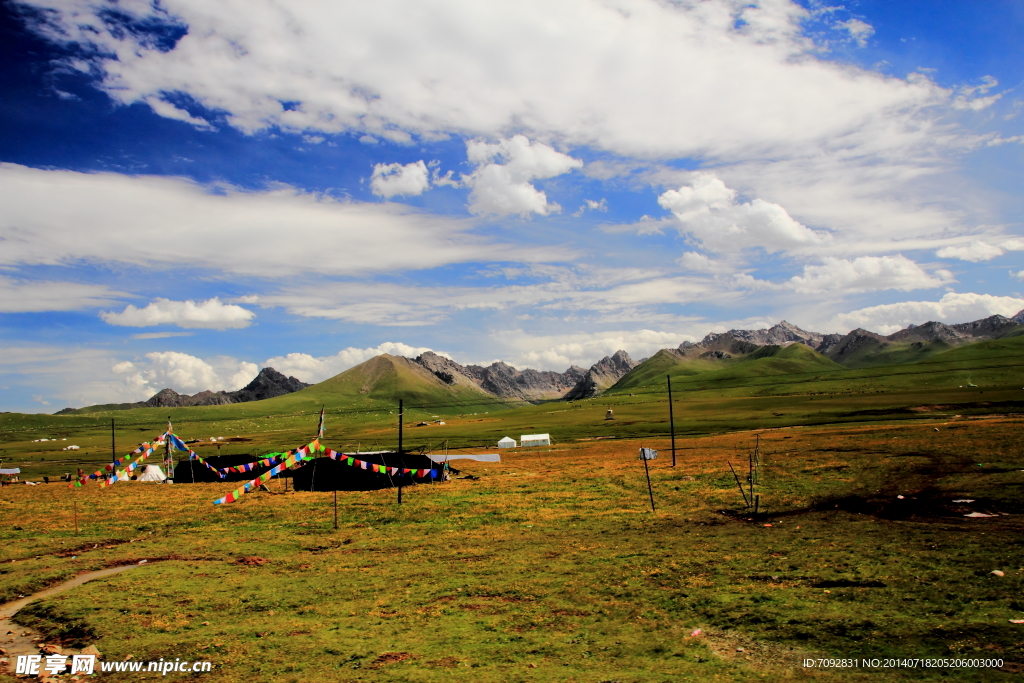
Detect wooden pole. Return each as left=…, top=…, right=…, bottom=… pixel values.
left=397, top=399, right=403, bottom=505
left=111, top=418, right=116, bottom=468
left=728, top=461, right=750, bottom=508
left=667, top=375, right=676, bottom=468
left=641, top=447, right=656, bottom=512
left=333, top=488, right=338, bottom=530
left=73, top=499, right=79, bottom=536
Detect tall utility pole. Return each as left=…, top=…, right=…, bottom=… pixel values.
left=667, top=375, right=676, bottom=467
left=397, top=399, right=404, bottom=505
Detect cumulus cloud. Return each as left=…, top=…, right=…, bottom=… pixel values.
left=370, top=160, right=430, bottom=198
left=100, top=298, right=255, bottom=330
left=462, top=136, right=582, bottom=216
left=936, top=240, right=1005, bottom=262
left=824, top=292, right=1024, bottom=335
left=0, top=276, right=128, bottom=312
left=658, top=173, right=826, bottom=254
left=789, top=256, right=952, bottom=294
left=0, top=164, right=515, bottom=276
left=263, top=342, right=443, bottom=383
left=114, top=352, right=258, bottom=396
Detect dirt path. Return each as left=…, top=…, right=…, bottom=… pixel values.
left=0, top=564, right=142, bottom=669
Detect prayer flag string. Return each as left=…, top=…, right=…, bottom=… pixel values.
left=212, top=442, right=320, bottom=505
left=69, top=431, right=192, bottom=488
left=321, top=448, right=439, bottom=479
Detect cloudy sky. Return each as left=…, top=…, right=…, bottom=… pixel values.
left=1, top=0, right=1022, bottom=412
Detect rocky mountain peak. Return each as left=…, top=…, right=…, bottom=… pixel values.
left=564, top=350, right=638, bottom=400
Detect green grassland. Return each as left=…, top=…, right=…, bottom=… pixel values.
left=1, top=420, right=1023, bottom=682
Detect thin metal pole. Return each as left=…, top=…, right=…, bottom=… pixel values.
left=333, top=488, right=338, bottom=530
left=642, top=447, right=655, bottom=512
left=73, top=499, right=79, bottom=535
left=667, top=376, right=676, bottom=468
left=728, top=461, right=750, bottom=508
left=111, top=418, right=116, bottom=468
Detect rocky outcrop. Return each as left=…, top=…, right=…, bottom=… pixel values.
left=228, top=367, right=310, bottom=402
left=886, top=321, right=966, bottom=345
left=564, top=350, right=637, bottom=400
left=817, top=329, right=888, bottom=365
left=950, top=314, right=1020, bottom=340
left=141, top=367, right=309, bottom=408
left=143, top=388, right=234, bottom=408
left=680, top=321, right=823, bottom=359
left=413, top=352, right=584, bottom=402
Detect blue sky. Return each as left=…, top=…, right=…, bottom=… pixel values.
left=0, top=0, right=1022, bottom=412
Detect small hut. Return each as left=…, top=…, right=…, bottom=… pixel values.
left=497, top=436, right=516, bottom=449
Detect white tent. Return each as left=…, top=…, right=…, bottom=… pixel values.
left=520, top=434, right=551, bottom=447
left=136, top=465, right=167, bottom=482
left=497, top=437, right=516, bottom=448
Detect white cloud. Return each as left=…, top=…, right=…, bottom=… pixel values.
left=789, top=255, right=951, bottom=294
left=0, top=275, right=128, bottom=312
left=824, top=292, right=1024, bottom=335
left=17, top=0, right=1006, bottom=264
left=370, top=160, right=430, bottom=198
left=263, top=342, right=443, bottom=383
left=130, top=332, right=194, bottom=340
left=936, top=240, right=1005, bottom=262
left=19, top=0, right=947, bottom=161
left=143, top=96, right=214, bottom=129
left=114, top=351, right=258, bottom=396
left=952, top=76, right=1002, bottom=111
left=0, top=346, right=257, bottom=410
left=658, top=173, right=826, bottom=254
left=678, top=251, right=735, bottom=274
left=255, top=269, right=714, bottom=327
left=573, top=198, right=608, bottom=217
left=498, top=328, right=692, bottom=371
left=100, top=298, right=255, bottom=330
left=462, top=136, right=582, bottom=216
left=836, top=19, right=874, bottom=47
left=0, top=164, right=517, bottom=276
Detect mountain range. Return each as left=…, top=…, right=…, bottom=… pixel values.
left=57, top=310, right=1024, bottom=413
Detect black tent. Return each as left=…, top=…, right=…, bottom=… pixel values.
left=291, top=451, right=452, bottom=491
left=173, top=453, right=278, bottom=483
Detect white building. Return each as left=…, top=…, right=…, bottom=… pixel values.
left=497, top=436, right=517, bottom=448
left=520, top=434, right=551, bottom=447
